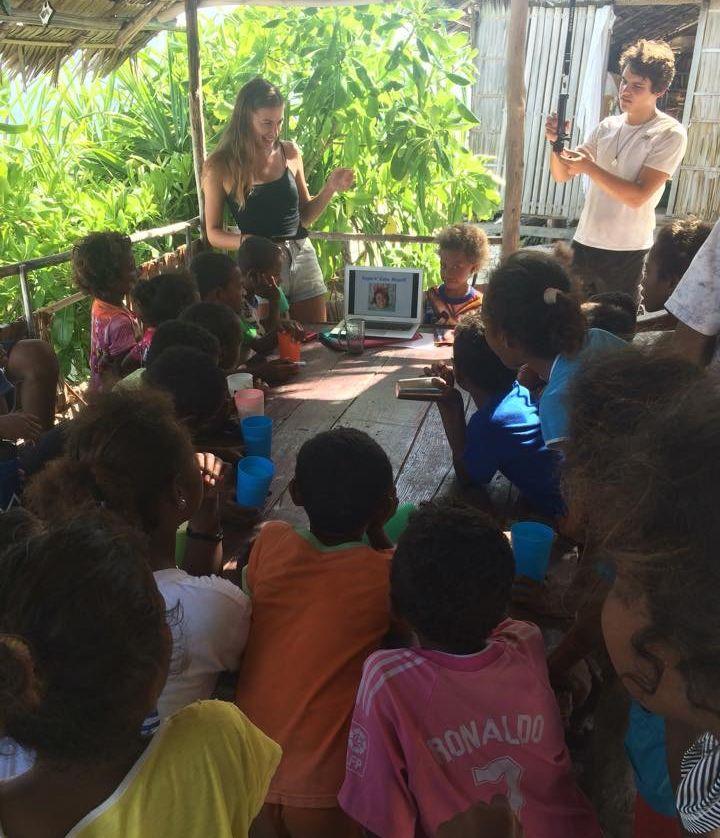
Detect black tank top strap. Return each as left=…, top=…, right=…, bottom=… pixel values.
left=225, top=142, right=304, bottom=240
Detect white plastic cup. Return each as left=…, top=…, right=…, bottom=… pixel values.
left=227, top=372, right=254, bottom=396
left=234, top=388, right=264, bottom=419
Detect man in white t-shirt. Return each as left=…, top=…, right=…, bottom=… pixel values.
left=546, top=39, right=688, bottom=300
left=667, top=217, right=720, bottom=367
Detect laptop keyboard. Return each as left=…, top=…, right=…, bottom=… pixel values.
left=364, top=321, right=412, bottom=331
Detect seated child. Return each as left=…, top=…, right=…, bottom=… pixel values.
left=180, top=301, right=244, bottom=373
left=235, top=427, right=397, bottom=838
left=236, top=236, right=301, bottom=349
left=582, top=291, right=637, bottom=341
left=185, top=273, right=297, bottom=387
left=26, top=388, right=249, bottom=719
left=425, top=223, right=490, bottom=331
left=190, top=245, right=300, bottom=386
left=482, top=250, right=625, bottom=448
left=519, top=290, right=637, bottom=402
left=125, top=270, right=199, bottom=370
left=0, top=338, right=59, bottom=438
left=72, top=231, right=142, bottom=392
left=0, top=516, right=279, bottom=835
left=338, top=502, right=601, bottom=838
left=145, top=347, right=228, bottom=435
left=427, top=313, right=564, bottom=519
left=642, top=216, right=712, bottom=315
left=115, top=319, right=220, bottom=390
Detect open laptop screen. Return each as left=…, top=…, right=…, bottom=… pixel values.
left=346, top=268, right=421, bottom=321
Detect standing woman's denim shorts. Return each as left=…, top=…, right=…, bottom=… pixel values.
left=279, top=238, right=327, bottom=304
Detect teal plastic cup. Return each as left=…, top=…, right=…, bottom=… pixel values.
left=241, top=415, right=272, bottom=459
left=384, top=502, right=415, bottom=544
left=236, top=456, right=275, bottom=508
left=510, top=521, right=555, bottom=581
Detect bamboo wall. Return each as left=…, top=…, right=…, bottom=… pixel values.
left=668, top=0, right=720, bottom=220
left=470, top=1, right=615, bottom=222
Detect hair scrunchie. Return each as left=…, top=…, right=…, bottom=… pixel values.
left=543, top=287, right=560, bottom=305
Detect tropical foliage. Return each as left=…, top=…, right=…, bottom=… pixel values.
left=0, top=1, right=499, bottom=379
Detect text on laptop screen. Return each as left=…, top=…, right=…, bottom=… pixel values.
left=347, top=268, right=421, bottom=319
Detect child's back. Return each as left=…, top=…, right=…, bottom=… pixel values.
left=236, top=520, right=392, bottom=804
left=339, top=503, right=600, bottom=838
left=236, top=428, right=396, bottom=820
left=342, top=621, right=597, bottom=838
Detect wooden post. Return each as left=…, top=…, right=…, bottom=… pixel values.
left=18, top=264, right=36, bottom=338
left=185, top=0, right=207, bottom=241
left=502, top=0, right=529, bottom=258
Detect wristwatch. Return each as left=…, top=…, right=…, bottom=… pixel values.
left=186, top=525, right=224, bottom=543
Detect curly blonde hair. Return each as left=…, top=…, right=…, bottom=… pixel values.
left=437, top=223, right=490, bottom=271
left=620, top=39, right=676, bottom=93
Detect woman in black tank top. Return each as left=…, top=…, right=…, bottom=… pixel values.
left=203, top=78, right=354, bottom=323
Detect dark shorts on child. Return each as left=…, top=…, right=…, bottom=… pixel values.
left=571, top=241, right=648, bottom=302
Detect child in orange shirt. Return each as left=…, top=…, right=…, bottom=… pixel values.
left=236, top=427, right=397, bottom=838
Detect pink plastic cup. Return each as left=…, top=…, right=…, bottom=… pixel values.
left=234, top=388, right=264, bottom=419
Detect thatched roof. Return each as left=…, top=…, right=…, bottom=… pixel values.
left=0, top=1, right=186, bottom=81
left=0, top=0, right=400, bottom=80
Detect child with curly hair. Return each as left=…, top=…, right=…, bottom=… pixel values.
left=26, top=388, right=250, bottom=720
left=73, top=231, right=142, bottom=391
left=425, top=223, right=490, bottom=330
left=0, top=516, right=279, bottom=835
left=339, top=501, right=601, bottom=837
left=563, top=353, right=720, bottom=835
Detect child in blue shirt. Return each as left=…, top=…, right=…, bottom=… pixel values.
left=481, top=250, right=625, bottom=448
left=427, top=313, right=564, bottom=519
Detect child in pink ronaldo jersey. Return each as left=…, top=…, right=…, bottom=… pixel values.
left=339, top=502, right=601, bottom=838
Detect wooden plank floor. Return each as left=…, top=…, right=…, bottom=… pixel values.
left=263, top=330, right=453, bottom=529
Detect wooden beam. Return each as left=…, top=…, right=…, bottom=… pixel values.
left=0, top=37, right=119, bottom=49
left=116, top=1, right=169, bottom=51
left=503, top=0, right=529, bottom=257
left=0, top=11, right=179, bottom=33
left=185, top=0, right=207, bottom=241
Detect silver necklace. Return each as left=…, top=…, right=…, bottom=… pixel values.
left=610, top=122, right=646, bottom=168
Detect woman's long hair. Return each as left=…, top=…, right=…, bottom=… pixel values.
left=207, top=77, right=284, bottom=209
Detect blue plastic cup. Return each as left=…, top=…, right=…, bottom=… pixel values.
left=236, top=456, right=275, bottom=508
left=241, top=415, right=272, bottom=459
left=0, top=458, right=20, bottom=512
left=510, top=521, right=555, bottom=581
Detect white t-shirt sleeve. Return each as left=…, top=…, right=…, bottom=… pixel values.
left=196, top=576, right=252, bottom=671
left=666, top=220, right=720, bottom=337
left=643, top=124, right=687, bottom=176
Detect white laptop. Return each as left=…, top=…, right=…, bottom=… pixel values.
left=342, top=265, right=423, bottom=339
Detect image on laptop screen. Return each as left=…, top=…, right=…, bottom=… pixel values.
left=347, top=268, right=421, bottom=320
